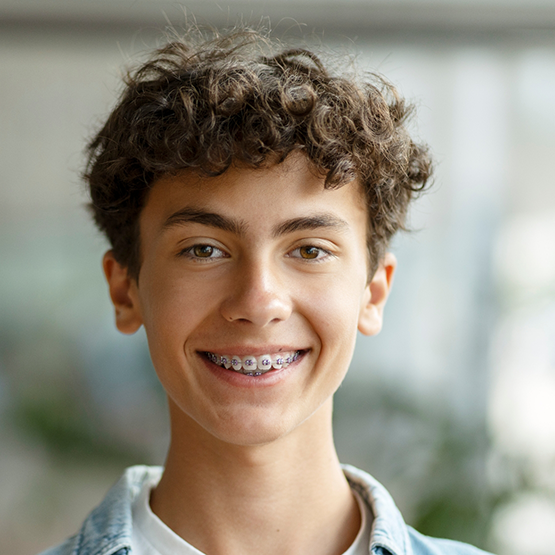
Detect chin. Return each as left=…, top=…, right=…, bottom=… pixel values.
left=220, top=422, right=291, bottom=447
left=208, top=413, right=296, bottom=447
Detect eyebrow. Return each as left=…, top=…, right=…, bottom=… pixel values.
left=162, top=208, right=247, bottom=236
left=162, top=208, right=349, bottom=237
left=272, top=215, right=349, bottom=237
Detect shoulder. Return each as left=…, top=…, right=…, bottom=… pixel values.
left=36, top=465, right=163, bottom=555
left=39, top=537, right=129, bottom=555
left=342, top=464, right=494, bottom=555
left=38, top=535, right=78, bottom=555
left=407, top=526, right=494, bottom=555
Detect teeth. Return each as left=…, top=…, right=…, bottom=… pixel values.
left=258, top=355, right=272, bottom=371
left=243, top=356, right=257, bottom=370
left=206, top=351, right=300, bottom=375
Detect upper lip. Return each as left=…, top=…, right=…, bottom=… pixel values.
left=199, top=346, right=305, bottom=357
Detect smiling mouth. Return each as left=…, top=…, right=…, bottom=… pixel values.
left=203, top=351, right=303, bottom=376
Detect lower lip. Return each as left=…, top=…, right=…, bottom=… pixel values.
left=200, top=352, right=306, bottom=388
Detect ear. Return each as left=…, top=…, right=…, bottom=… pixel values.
left=102, top=250, right=143, bottom=334
left=358, top=252, right=397, bottom=336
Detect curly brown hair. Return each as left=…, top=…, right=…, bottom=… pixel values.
left=85, top=27, right=432, bottom=279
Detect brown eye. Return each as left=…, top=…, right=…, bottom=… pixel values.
left=181, top=244, right=227, bottom=262
left=179, top=243, right=229, bottom=263
left=288, top=245, right=331, bottom=262
left=299, top=246, right=320, bottom=259
left=193, top=245, right=214, bottom=257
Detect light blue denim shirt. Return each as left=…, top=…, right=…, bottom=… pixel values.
left=41, top=464, right=492, bottom=555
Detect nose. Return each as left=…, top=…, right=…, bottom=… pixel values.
left=220, top=257, right=292, bottom=327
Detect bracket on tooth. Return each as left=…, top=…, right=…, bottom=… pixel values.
left=259, top=357, right=272, bottom=371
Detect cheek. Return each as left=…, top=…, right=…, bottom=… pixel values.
left=138, top=269, right=209, bottom=358
left=137, top=278, right=209, bottom=407
left=304, top=276, right=366, bottom=361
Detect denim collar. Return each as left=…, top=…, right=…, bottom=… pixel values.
left=343, top=464, right=412, bottom=555
left=73, top=464, right=410, bottom=555
left=75, top=465, right=162, bottom=555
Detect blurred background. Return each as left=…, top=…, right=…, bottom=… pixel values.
left=1, top=1, right=555, bottom=553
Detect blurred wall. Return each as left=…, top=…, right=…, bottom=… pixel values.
left=1, top=2, right=555, bottom=554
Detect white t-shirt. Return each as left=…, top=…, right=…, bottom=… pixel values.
left=131, top=476, right=373, bottom=555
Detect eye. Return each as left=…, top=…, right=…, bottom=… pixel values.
left=289, top=245, right=331, bottom=261
left=193, top=245, right=216, bottom=258
left=181, top=244, right=228, bottom=261
left=299, top=246, right=320, bottom=259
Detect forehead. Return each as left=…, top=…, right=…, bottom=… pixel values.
left=143, top=154, right=367, bottom=233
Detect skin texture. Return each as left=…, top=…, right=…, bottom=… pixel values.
left=103, top=152, right=396, bottom=555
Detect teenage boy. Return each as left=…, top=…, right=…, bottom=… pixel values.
left=43, top=28, right=491, bottom=555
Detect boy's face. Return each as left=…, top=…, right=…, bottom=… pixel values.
left=104, top=152, right=395, bottom=446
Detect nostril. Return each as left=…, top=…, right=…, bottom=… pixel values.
left=220, top=293, right=292, bottom=326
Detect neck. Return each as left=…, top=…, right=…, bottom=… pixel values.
left=151, top=397, right=360, bottom=555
